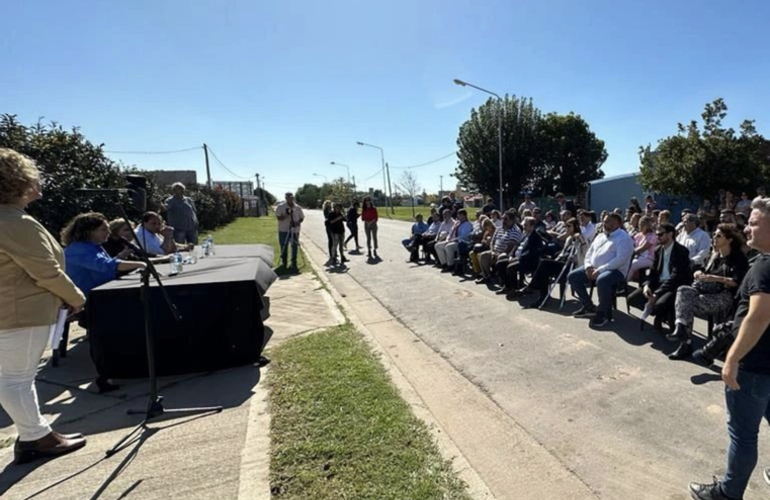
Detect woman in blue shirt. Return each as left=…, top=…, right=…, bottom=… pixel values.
left=62, top=213, right=145, bottom=295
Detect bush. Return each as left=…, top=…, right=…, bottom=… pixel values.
left=1, top=114, right=243, bottom=238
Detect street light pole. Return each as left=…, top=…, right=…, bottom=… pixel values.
left=330, top=161, right=352, bottom=202
left=356, top=141, right=394, bottom=214
left=453, top=79, right=504, bottom=211
left=313, top=173, right=327, bottom=182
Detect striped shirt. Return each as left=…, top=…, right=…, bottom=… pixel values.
left=491, top=225, right=522, bottom=254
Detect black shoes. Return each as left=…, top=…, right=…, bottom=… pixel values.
left=590, top=313, right=610, bottom=328
left=688, top=477, right=734, bottom=500
left=668, top=341, right=693, bottom=360
left=666, top=323, right=690, bottom=342
left=573, top=304, right=597, bottom=318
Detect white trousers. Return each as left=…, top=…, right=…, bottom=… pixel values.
left=0, top=325, right=52, bottom=441
left=443, top=242, right=461, bottom=267
left=434, top=241, right=451, bottom=265
left=630, top=256, right=654, bottom=277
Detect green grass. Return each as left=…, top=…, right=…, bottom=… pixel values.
left=383, top=206, right=433, bottom=222
left=267, top=324, right=471, bottom=500
left=209, top=217, right=305, bottom=274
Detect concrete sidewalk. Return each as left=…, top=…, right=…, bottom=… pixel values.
left=0, top=269, right=343, bottom=500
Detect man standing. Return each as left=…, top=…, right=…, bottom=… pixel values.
left=690, top=197, right=770, bottom=500
left=481, top=197, right=497, bottom=215
left=518, top=193, right=537, bottom=214
left=164, top=182, right=198, bottom=245
left=275, top=192, right=304, bottom=270
left=568, top=213, right=634, bottom=327
left=676, top=213, right=711, bottom=270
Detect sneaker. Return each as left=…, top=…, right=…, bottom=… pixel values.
left=688, top=477, right=733, bottom=500
left=572, top=304, right=597, bottom=318
left=590, top=313, right=610, bottom=328
left=764, top=466, right=770, bottom=486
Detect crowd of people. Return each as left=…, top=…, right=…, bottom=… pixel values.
left=400, top=190, right=770, bottom=499
left=0, top=148, right=201, bottom=464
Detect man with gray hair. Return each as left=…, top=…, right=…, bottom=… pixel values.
left=690, top=196, right=770, bottom=500
left=164, top=182, right=199, bottom=245
left=676, top=213, right=711, bottom=270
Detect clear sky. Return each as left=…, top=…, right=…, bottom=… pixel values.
left=5, top=0, right=769, bottom=197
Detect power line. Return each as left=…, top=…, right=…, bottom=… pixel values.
left=363, top=168, right=383, bottom=181
left=206, top=146, right=251, bottom=180
left=104, top=146, right=202, bottom=155
left=389, top=151, right=458, bottom=169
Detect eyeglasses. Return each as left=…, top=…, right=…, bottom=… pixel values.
left=655, top=232, right=666, bottom=237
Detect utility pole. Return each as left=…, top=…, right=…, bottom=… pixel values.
left=440, top=175, right=443, bottom=197
left=203, top=143, right=212, bottom=189
left=385, top=163, right=394, bottom=214
left=352, top=175, right=357, bottom=200
left=255, top=173, right=262, bottom=216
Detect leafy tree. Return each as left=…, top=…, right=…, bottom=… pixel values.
left=456, top=96, right=542, bottom=208
left=639, top=98, right=769, bottom=199
left=295, top=183, right=322, bottom=208
left=535, top=113, right=607, bottom=195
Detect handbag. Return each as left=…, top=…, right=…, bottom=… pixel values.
left=693, top=280, right=724, bottom=295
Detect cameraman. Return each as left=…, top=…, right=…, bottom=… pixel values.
left=275, top=192, right=304, bottom=270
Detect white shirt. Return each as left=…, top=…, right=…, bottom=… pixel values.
left=660, top=243, right=674, bottom=281
left=584, top=228, right=634, bottom=277
left=518, top=201, right=537, bottom=213
left=581, top=222, right=596, bottom=243
left=275, top=202, right=304, bottom=233
left=676, top=227, right=711, bottom=266
left=436, top=219, right=455, bottom=240
left=134, top=226, right=165, bottom=255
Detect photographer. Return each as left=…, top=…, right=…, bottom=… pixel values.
left=275, top=192, right=304, bottom=270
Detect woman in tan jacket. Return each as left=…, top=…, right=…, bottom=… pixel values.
left=0, top=148, right=88, bottom=464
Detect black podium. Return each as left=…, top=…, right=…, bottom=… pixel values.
left=88, top=257, right=271, bottom=378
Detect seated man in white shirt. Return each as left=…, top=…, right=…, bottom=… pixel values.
left=675, top=213, right=711, bottom=270
left=568, top=213, right=634, bottom=327
left=435, top=209, right=473, bottom=272
left=134, top=212, right=178, bottom=256
left=579, top=210, right=597, bottom=244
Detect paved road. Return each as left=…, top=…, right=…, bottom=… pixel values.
left=300, top=210, right=770, bottom=500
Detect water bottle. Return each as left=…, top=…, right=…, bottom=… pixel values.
left=170, top=251, right=183, bottom=275
left=207, top=234, right=215, bottom=255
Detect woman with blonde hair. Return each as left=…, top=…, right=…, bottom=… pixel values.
left=0, top=148, right=88, bottom=463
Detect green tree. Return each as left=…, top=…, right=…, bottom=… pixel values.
left=456, top=96, right=542, bottom=207
left=295, top=183, right=322, bottom=208
left=639, top=98, right=769, bottom=199
left=535, top=113, right=607, bottom=195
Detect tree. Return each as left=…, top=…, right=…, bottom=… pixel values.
left=639, top=98, right=769, bottom=199
left=397, top=169, right=422, bottom=216
left=295, top=183, right=322, bottom=209
left=535, top=113, right=607, bottom=195
left=456, top=96, right=542, bottom=208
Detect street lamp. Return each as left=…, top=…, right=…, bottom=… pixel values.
left=313, top=173, right=327, bottom=182
left=330, top=161, right=352, bottom=201
left=454, top=78, right=504, bottom=211
left=356, top=141, right=394, bottom=213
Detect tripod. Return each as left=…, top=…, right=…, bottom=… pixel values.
left=278, top=206, right=305, bottom=271
left=106, top=203, right=222, bottom=457
left=538, top=239, right=579, bottom=311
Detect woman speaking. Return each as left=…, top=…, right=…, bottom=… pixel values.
left=0, top=148, right=88, bottom=464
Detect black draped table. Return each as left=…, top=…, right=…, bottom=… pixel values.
left=87, top=246, right=277, bottom=378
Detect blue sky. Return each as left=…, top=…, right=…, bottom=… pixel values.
left=5, top=0, right=769, bottom=197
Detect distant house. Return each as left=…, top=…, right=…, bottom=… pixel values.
left=148, top=170, right=198, bottom=187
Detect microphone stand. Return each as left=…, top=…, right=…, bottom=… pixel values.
left=105, top=201, right=222, bottom=458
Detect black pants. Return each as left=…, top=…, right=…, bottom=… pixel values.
left=426, top=239, right=441, bottom=263
left=503, top=261, right=525, bottom=290
left=344, top=222, right=359, bottom=248
left=325, top=227, right=333, bottom=258
left=628, top=286, right=676, bottom=325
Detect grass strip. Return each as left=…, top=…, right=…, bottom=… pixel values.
left=209, top=217, right=306, bottom=274
left=267, top=324, right=470, bottom=500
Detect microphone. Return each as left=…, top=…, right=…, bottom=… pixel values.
left=75, top=188, right=129, bottom=195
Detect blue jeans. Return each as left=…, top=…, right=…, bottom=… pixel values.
left=173, top=229, right=198, bottom=245
left=278, top=231, right=299, bottom=266
left=568, top=266, right=624, bottom=315
left=721, top=369, right=770, bottom=498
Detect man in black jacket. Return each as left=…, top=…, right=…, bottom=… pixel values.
left=497, top=217, right=543, bottom=294
left=629, top=223, right=692, bottom=330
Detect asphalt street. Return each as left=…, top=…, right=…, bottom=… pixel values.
left=300, top=209, right=770, bottom=500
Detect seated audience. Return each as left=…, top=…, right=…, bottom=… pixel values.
left=629, top=196, right=642, bottom=214
left=481, top=197, right=497, bottom=215
left=102, top=218, right=139, bottom=258
left=568, top=213, right=634, bottom=328
left=626, top=212, right=641, bottom=237
left=470, top=218, right=497, bottom=277
left=719, top=209, right=737, bottom=225
left=402, top=214, right=429, bottom=262
left=490, top=209, right=503, bottom=228
left=427, top=210, right=455, bottom=263
left=515, top=217, right=586, bottom=302
left=411, top=213, right=442, bottom=263
left=63, top=213, right=146, bottom=295
left=544, top=210, right=557, bottom=230
left=497, top=217, right=543, bottom=294
left=676, top=213, right=711, bottom=270
left=580, top=210, right=597, bottom=243
left=435, top=209, right=473, bottom=274
left=630, top=223, right=692, bottom=330
left=718, top=189, right=736, bottom=211
left=477, top=213, right=522, bottom=284
left=518, top=193, right=537, bottom=213
left=629, top=216, right=657, bottom=279
left=667, top=223, right=749, bottom=360
left=134, top=212, right=177, bottom=256
left=698, top=197, right=718, bottom=232
left=735, top=191, right=752, bottom=216
left=657, top=209, right=671, bottom=228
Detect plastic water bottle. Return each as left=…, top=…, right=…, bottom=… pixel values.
left=207, top=234, right=215, bottom=255
left=170, top=251, right=183, bottom=275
